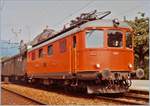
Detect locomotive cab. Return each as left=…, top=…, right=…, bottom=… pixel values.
left=77, top=20, right=134, bottom=77
left=83, top=28, right=133, bottom=75
left=74, top=19, right=136, bottom=93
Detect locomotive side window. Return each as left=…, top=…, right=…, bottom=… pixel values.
left=59, top=39, right=66, bottom=52
left=73, top=36, right=76, bottom=48
left=48, top=45, right=53, bottom=55
left=39, top=48, right=43, bottom=58
left=107, top=30, right=122, bottom=47
left=126, top=32, right=132, bottom=48
left=31, top=52, right=35, bottom=60
left=86, top=30, right=104, bottom=48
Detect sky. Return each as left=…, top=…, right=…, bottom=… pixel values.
left=0, top=0, right=150, bottom=44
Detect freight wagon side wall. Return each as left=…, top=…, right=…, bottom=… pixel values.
left=1, top=54, right=27, bottom=78
left=14, top=55, right=27, bottom=76
left=1, top=59, right=15, bottom=76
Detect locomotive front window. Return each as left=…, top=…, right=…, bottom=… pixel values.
left=126, top=32, right=132, bottom=48
left=86, top=30, right=104, bottom=48
left=107, top=30, right=123, bottom=47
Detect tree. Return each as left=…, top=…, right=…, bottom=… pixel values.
left=127, top=13, right=149, bottom=79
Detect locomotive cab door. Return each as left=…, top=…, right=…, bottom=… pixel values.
left=71, top=35, right=77, bottom=74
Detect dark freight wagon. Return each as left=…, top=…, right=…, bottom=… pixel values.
left=1, top=53, right=27, bottom=82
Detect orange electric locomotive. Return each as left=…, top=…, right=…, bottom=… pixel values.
left=26, top=10, right=144, bottom=94
left=2, top=10, right=144, bottom=94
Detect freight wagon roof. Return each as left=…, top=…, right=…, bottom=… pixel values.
left=1, top=54, right=21, bottom=63
left=29, top=19, right=131, bottom=51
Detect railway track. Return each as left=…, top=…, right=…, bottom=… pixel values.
left=2, top=87, right=46, bottom=105
left=1, top=83, right=121, bottom=105
left=1, top=83, right=149, bottom=105
left=96, top=89, right=149, bottom=105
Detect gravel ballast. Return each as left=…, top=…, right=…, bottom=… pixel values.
left=1, top=83, right=122, bottom=105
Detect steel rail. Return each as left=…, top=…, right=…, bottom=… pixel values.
left=2, top=87, right=47, bottom=105
left=96, top=95, right=148, bottom=105
left=96, top=90, right=149, bottom=105
left=125, top=92, right=149, bottom=100
left=129, top=89, right=149, bottom=95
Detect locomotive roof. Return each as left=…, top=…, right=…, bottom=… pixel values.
left=29, top=19, right=131, bottom=51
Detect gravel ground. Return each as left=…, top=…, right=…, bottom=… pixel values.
left=130, top=80, right=149, bottom=91
left=1, top=88, right=39, bottom=105
left=1, top=83, right=122, bottom=105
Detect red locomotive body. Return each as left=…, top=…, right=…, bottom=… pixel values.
left=27, top=19, right=134, bottom=93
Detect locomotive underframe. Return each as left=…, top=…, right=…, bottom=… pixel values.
left=2, top=70, right=132, bottom=94
left=25, top=71, right=131, bottom=94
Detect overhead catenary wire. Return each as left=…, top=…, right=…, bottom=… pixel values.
left=52, top=0, right=95, bottom=28
left=0, top=46, right=19, bottom=49
left=0, top=39, right=19, bottom=44
left=0, top=45, right=19, bottom=49
left=53, top=1, right=142, bottom=29
left=0, top=40, right=19, bottom=49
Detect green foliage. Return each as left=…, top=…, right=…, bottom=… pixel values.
left=126, top=13, right=149, bottom=79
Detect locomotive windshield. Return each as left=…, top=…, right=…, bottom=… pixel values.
left=86, top=30, right=104, bottom=48
left=107, top=30, right=123, bottom=47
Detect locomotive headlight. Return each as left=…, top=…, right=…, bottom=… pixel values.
left=95, top=64, right=100, bottom=69
left=128, top=64, right=133, bottom=69
left=102, top=68, right=111, bottom=79
left=136, top=68, right=145, bottom=79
